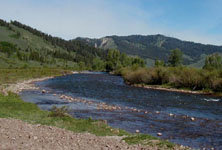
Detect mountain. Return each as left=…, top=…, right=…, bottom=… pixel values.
left=2, top=18, right=221, bottom=69
left=0, top=19, right=106, bottom=69
left=76, top=35, right=222, bottom=67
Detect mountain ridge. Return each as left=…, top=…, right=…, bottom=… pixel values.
left=76, top=34, right=222, bottom=67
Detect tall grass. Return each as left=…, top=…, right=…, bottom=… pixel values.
left=118, top=66, right=222, bottom=92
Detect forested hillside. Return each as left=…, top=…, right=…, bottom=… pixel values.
left=0, top=19, right=144, bottom=71
left=0, top=19, right=108, bottom=69
left=76, top=35, right=222, bottom=67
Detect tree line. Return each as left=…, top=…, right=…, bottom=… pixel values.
left=155, top=48, right=222, bottom=70
left=10, top=20, right=106, bottom=66
left=0, top=41, right=145, bottom=71
left=118, top=48, right=222, bottom=92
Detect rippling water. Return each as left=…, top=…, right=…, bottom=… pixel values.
left=20, top=73, right=222, bottom=149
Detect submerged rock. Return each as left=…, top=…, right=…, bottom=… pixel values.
left=157, top=133, right=162, bottom=136
left=135, top=130, right=140, bottom=133
left=191, top=117, right=195, bottom=121
left=182, top=115, right=188, bottom=119
left=155, top=111, right=160, bottom=114
left=169, top=113, right=174, bottom=117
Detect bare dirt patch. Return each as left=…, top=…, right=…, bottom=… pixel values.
left=0, top=118, right=169, bottom=150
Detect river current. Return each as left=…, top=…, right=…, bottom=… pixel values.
left=20, top=72, right=222, bottom=149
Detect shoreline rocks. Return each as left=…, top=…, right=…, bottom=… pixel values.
left=2, top=77, right=53, bottom=95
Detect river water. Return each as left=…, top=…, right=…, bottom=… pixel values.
left=20, top=72, right=222, bottom=149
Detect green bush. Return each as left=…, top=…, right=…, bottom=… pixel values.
left=119, top=66, right=222, bottom=92
left=124, top=67, right=150, bottom=84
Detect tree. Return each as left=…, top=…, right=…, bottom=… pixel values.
left=16, top=31, right=21, bottom=38
left=16, top=51, right=22, bottom=60
left=120, top=53, right=131, bottom=67
left=78, top=61, right=85, bottom=70
left=106, top=49, right=145, bottom=71
left=203, top=53, right=222, bottom=70
left=0, top=41, right=16, bottom=58
left=92, top=57, right=105, bottom=71
left=106, top=49, right=121, bottom=71
left=155, top=60, right=165, bottom=67
left=131, top=56, right=145, bottom=67
left=168, top=48, right=183, bottom=67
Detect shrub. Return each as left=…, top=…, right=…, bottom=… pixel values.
left=171, top=67, right=202, bottom=89
left=203, top=53, right=222, bottom=70
left=119, top=66, right=222, bottom=92
left=122, top=67, right=149, bottom=84
left=48, top=106, right=69, bottom=117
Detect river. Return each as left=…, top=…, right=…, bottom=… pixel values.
left=20, top=72, right=222, bottom=149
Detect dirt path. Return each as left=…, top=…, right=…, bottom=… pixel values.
left=0, top=118, right=174, bottom=150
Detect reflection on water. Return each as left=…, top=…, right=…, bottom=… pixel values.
left=21, top=73, right=222, bottom=149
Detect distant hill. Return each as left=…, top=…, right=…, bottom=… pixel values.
left=0, top=19, right=106, bottom=69
left=76, top=35, right=222, bottom=67
left=2, top=18, right=222, bottom=69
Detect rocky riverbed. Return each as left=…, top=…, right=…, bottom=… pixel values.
left=22, top=72, right=222, bottom=149
left=0, top=76, right=189, bottom=150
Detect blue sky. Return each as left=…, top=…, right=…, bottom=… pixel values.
left=0, top=0, right=221, bottom=45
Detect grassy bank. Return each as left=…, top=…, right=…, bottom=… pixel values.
left=117, top=66, right=222, bottom=94
left=0, top=68, right=178, bottom=149
left=0, top=93, right=176, bottom=149
left=0, top=93, right=127, bottom=136
left=0, top=68, right=71, bottom=85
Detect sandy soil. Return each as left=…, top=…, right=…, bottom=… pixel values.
left=0, top=118, right=180, bottom=150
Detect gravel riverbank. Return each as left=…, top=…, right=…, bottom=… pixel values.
left=2, top=77, right=53, bottom=95
left=0, top=75, right=189, bottom=150
left=0, top=118, right=181, bottom=150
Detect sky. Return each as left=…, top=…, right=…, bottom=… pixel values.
left=0, top=0, right=222, bottom=45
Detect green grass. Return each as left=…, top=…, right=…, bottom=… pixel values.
left=0, top=68, right=71, bottom=85
left=0, top=25, right=79, bottom=69
left=0, top=25, right=65, bottom=52
left=123, top=134, right=175, bottom=148
left=0, top=93, right=127, bottom=136
left=0, top=93, right=177, bottom=149
left=0, top=68, right=178, bottom=149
